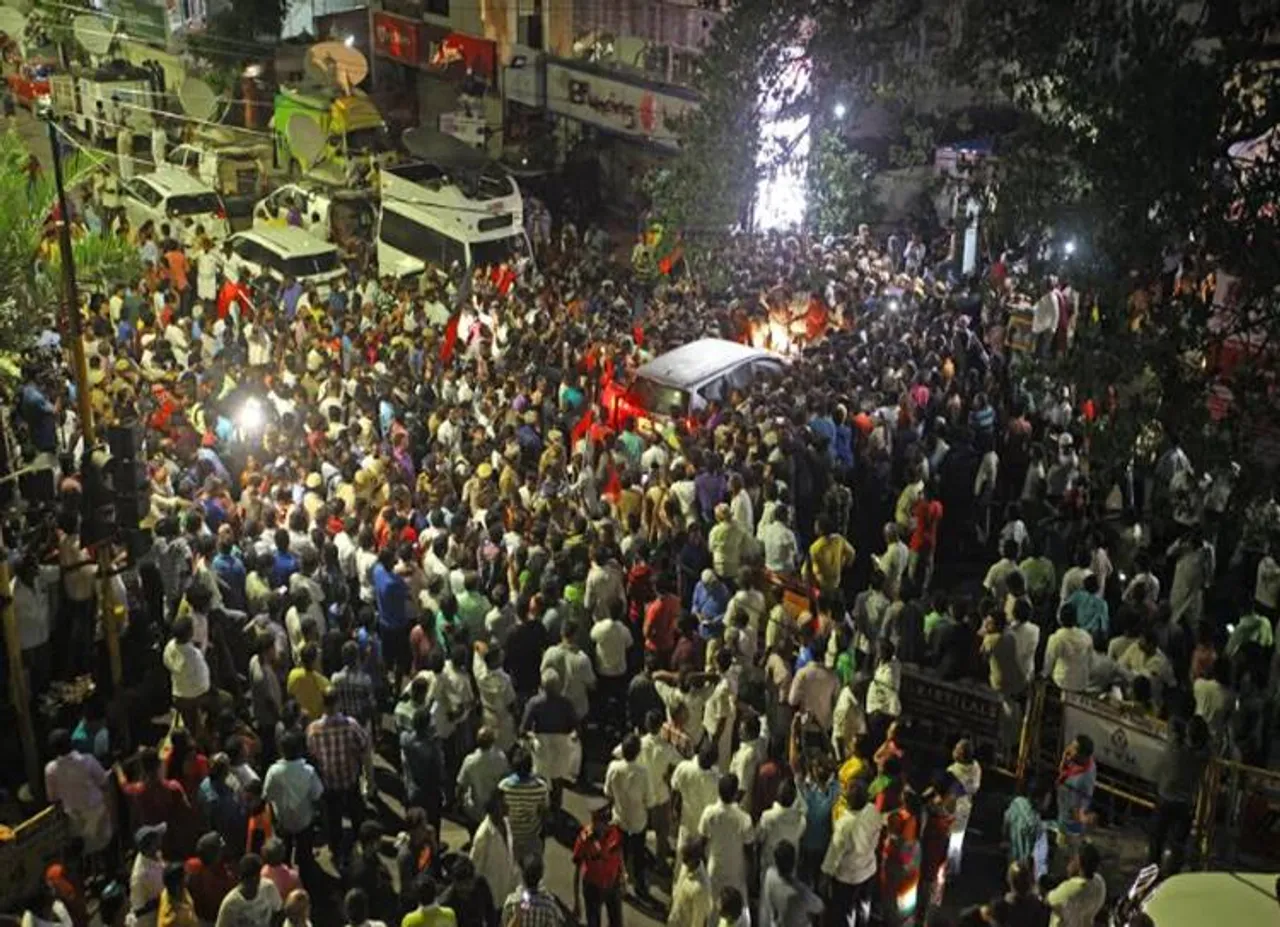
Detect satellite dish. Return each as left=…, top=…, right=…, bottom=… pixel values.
left=178, top=77, right=219, bottom=123
left=286, top=113, right=326, bottom=171
left=73, top=13, right=116, bottom=58
left=305, top=41, right=368, bottom=94
left=0, top=7, right=26, bottom=40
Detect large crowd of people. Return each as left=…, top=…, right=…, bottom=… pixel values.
left=5, top=163, right=1279, bottom=927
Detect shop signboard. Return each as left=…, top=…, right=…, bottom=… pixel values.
left=546, top=60, right=698, bottom=149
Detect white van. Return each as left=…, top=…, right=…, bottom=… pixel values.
left=226, top=226, right=346, bottom=296
left=602, top=338, right=785, bottom=431
left=376, top=160, right=531, bottom=280
left=122, top=170, right=230, bottom=241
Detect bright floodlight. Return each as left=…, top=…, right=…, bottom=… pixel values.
left=1064, top=240, right=1077, bottom=256
left=888, top=298, right=900, bottom=311
left=344, top=35, right=355, bottom=47
left=833, top=102, right=847, bottom=119
left=755, top=47, right=811, bottom=231
left=237, top=398, right=265, bottom=433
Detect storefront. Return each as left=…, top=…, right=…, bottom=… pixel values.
left=544, top=58, right=700, bottom=215
left=371, top=11, right=500, bottom=143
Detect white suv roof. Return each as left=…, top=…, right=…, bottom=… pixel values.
left=141, top=169, right=220, bottom=197
left=235, top=225, right=336, bottom=256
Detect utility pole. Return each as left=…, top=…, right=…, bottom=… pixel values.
left=45, top=116, right=124, bottom=698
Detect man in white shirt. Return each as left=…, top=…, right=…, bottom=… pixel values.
left=709, top=503, right=752, bottom=582
left=164, top=614, right=211, bottom=740
left=638, top=711, right=682, bottom=864
left=874, top=523, right=911, bottom=599
left=1032, top=278, right=1061, bottom=356
left=729, top=474, right=754, bottom=535
left=1043, top=605, right=1094, bottom=693
left=1117, top=630, right=1178, bottom=707
left=758, top=504, right=801, bottom=574
left=215, top=853, right=283, bottom=927
left=603, top=733, right=651, bottom=896
left=699, top=773, right=754, bottom=901
left=670, top=745, right=720, bottom=872
left=757, top=778, right=807, bottom=883
left=1255, top=547, right=1280, bottom=617
left=590, top=603, right=633, bottom=726
left=984, top=540, right=1022, bottom=604
left=821, top=780, right=881, bottom=927
left=1009, top=598, right=1041, bottom=689
left=1046, top=842, right=1105, bottom=927
left=45, top=728, right=114, bottom=854
left=583, top=546, right=625, bottom=622
left=456, top=727, right=511, bottom=826
left=831, top=675, right=869, bottom=760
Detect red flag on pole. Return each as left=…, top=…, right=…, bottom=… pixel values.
left=440, top=313, right=460, bottom=364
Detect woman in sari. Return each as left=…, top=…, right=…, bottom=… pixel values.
left=869, top=755, right=906, bottom=813
left=880, top=791, right=924, bottom=927
left=920, top=770, right=957, bottom=913
left=1056, top=734, right=1097, bottom=847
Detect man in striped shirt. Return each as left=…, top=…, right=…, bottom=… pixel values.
left=497, top=746, right=550, bottom=865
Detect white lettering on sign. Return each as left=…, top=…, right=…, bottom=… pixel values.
left=546, top=62, right=698, bottom=149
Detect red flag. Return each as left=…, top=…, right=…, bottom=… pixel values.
left=440, top=313, right=460, bottom=364
left=571, top=406, right=595, bottom=446
left=632, top=324, right=645, bottom=347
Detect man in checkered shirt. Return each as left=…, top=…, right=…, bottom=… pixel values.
left=306, top=689, right=370, bottom=867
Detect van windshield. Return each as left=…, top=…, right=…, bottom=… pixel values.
left=279, top=251, right=340, bottom=278
left=630, top=377, right=688, bottom=418
left=167, top=193, right=222, bottom=215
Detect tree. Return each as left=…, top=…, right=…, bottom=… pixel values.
left=807, top=128, right=881, bottom=237
left=945, top=0, right=1280, bottom=497
left=186, top=0, right=291, bottom=74
left=0, top=131, right=140, bottom=352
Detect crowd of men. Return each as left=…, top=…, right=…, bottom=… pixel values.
left=7, top=168, right=1280, bottom=927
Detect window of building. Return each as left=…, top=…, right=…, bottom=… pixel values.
left=425, top=0, right=450, bottom=17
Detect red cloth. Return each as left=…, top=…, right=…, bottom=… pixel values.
left=602, top=464, right=622, bottom=501
left=216, top=279, right=250, bottom=320
left=632, top=324, right=645, bottom=347
left=440, top=313, right=460, bottom=364
left=571, top=407, right=595, bottom=446
left=572, top=825, right=625, bottom=889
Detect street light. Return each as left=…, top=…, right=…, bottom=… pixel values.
left=1064, top=239, right=1077, bottom=256
left=833, top=102, right=848, bottom=119
left=344, top=35, right=355, bottom=47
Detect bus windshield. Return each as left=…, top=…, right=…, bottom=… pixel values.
left=469, top=233, right=525, bottom=270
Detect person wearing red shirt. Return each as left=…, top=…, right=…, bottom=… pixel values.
left=643, top=586, right=680, bottom=666
left=571, top=801, right=625, bottom=927
left=184, top=832, right=237, bottom=925
left=117, top=747, right=200, bottom=860
left=909, top=485, right=944, bottom=592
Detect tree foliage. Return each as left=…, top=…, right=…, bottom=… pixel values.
left=807, top=129, right=880, bottom=237
left=0, top=131, right=139, bottom=353
left=187, top=0, right=291, bottom=72
left=946, top=0, right=1280, bottom=488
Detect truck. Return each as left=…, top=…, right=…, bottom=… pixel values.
left=47, top=60, right=156, bottom=143
left=273, top=86, right=390, bottom=179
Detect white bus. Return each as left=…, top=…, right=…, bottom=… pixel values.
left=375, top=158, right=531, bottom=280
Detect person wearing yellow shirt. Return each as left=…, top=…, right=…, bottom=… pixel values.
left=286, top=643, right=330, bottom=721
left=804, top=514, right=856, bottom=596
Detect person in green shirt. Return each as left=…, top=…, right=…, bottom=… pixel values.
left=1018, top=539, right=1057, bottom=611
left=400, top=874, right=457, bottom=927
